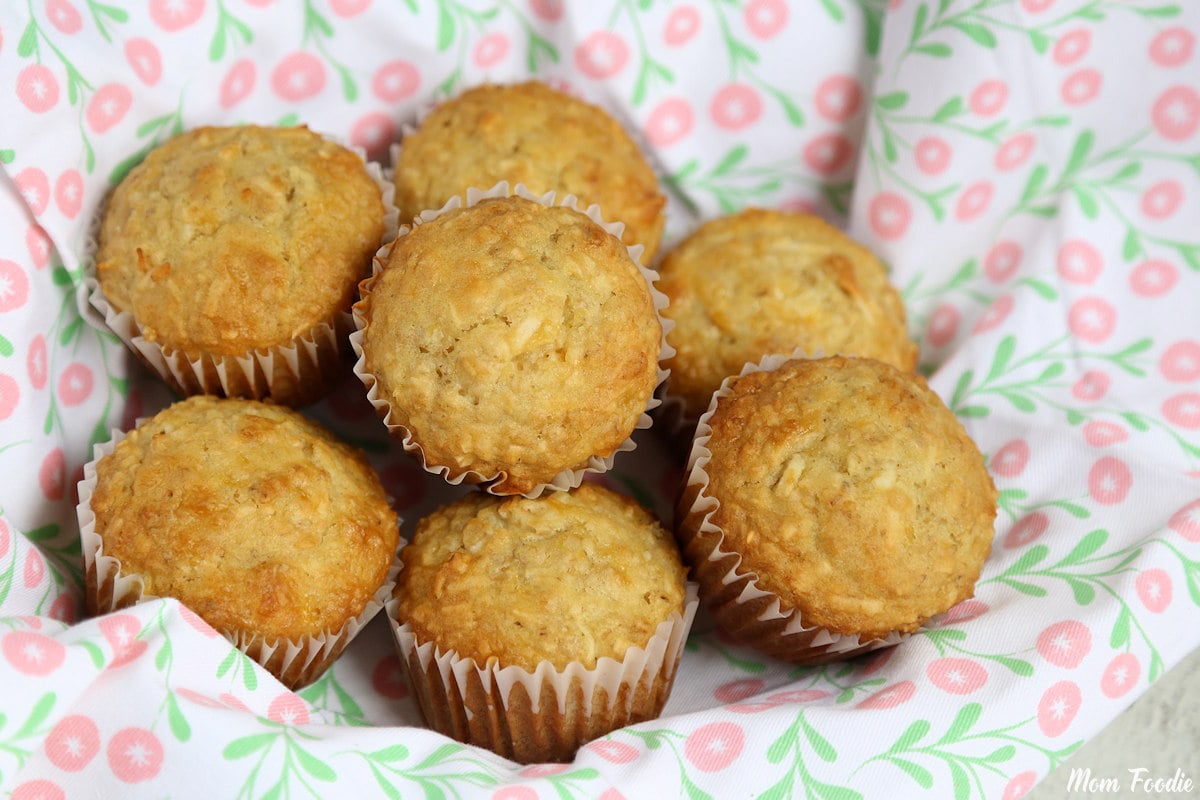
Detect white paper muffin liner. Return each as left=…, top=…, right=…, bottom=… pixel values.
left=350, top=180, right=675, bottom=499
left=76, top=427, right=401, bottom=690
left=676, top=351, right=908, bottom=664
left=387, top=582, right=698, bottom=764
left=81, top=131, right=399, bottom=408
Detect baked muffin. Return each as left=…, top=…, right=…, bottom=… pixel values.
left=658, top=209, right=919, bottom=418
left=676, top=355, right=996, bottom=661
left=94, top=124, right=388, bottom=406
left=389, top=482, right=695, bottom=763
left=355, top=193, right=664, bottom=496
left=394, top=81, right=666, bottom=262
left=79, top=395, right=399, bottom=688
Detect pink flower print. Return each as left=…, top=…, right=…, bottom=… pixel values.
left=860, top=646, right=895, bottom=675
left=58, top=362, right=94, bottom=406
left=25, top=548, right=45, bottom=587
left=3, top=630, right=66, bottom=676
left=372, top=60, right=419, bottom=103
left=125, top=38, right=163, bottom=86
left=575, top=32, right=629, bottom=79
left=991, top=439, right=1030, bottom=477
left=663, top=5, right=700, bottom=46
left=1140, top=179, right=1183, bottom=220
left=371, top=654, right=408, bottom=699
left=643, top=97, right=694, bottom=147
left=174, top=688, right=228, bottom=709
left=1152, top=86, right=1200, bottom=142
left=178, top=605, right=219, bottom=638
left=87, top=83, right=132, bottom=134
left=1161, top=341, right=1200, bottom=382
left=493, top=788, right=538, bottom=800
left=26, top=224, right=52, bottom=269
left=267, top=692, right=310, bottom=726
left=27, top=335, right=48, bottom=390
left=802, top=133, right=853, bottom=175
left=1082, top=421, right=1127, bottom=447
left=99, top=614, right=148, bottom=667
left=350, top=112, right=394, bottom=162
left=1067, top=297, right=1116, bottom=343
left=994, top=132, right=1035, bottom=171
left=814, top=74, right=862, bottom=122
left=714, top=677, right=765, bottom=703
left=520, top=764, right=569, bottom=778
left=1020, top=0, right=1053, bottom=11
left=1003, top=771, right=1039, bottom=800
left=1163, top=393, right=1200, bottom=429
left=765, top=689, right=830, bottom=704
left=914, top=136, right=952, bottom=175
left=589, top=739, right=640, bottom=764
left=1037, top=680, right=1080, bottom=737
left=1036, top=620, right=1091, bottom=668
left=219, top=58, right=256, bottom=108
left=49, top=593, right=77, bottom=624
left=985, top=240, right=1022, bottom=283
left=1169, top=499, right=1200, bottom=542
left=867, top=191, right=911, bottom=240
left=47, top=0, right=83, bottom=34
left=1052, top=28, right=1090, bottom=65
left=106, top=728, right=164, bottom=783
left=940, top=599, right=989, bottom=625
left=15, top=167, right=51, bottom=215
left=955, top=181, right=993, bottom=220
left=55, top=169, right=84, bottom=218
left=272, top=52, right=326, bottom=101
left=1129, top=259, right=1178, bottom=297
left=1072, top=369, right=1110, bottom=402
left=710, top=83, right=763, bottom=130
left=1088, top=456, right=1132, bottom=505
left=973, top=293, right=1014, bottom=334
left=11, top=781, right=65, bottom=800
left=0, top=259, right=30, bottom=312
left=926, top=304, right=960, bottom=348
left=474, top=32, right=509, bottom=68
left=1101, top=653, right=1140, bottom=698
left=857, top=680, right=915, bottom=709
left=529, top=0, right=563, bottom=22
left=0, top=375, right=18, bottom=421
left=1005, top=513, right=1051, bottom=549
left=744, top=0, right=788, bottom=40
left=927, top=657, right=988, bottom=694
left=1060, top=69, right=1102, bottom=106
left=969, top=79, right=1008, bottom=116
left=1149, top=27, right=1195, bottom=68
left=330, top=0, right=370, bottom=16
left=149, top=0, right=205, bottom=32
left=17, top=64, right=60, bottom=113
left=1136, top=568, right=1172, bottom=613
left=684, top=722, right=744, bottom=772
left=38, top=447, right=65, bottom=501
left=0, top=520, right=8, bottom=560
left=1057, top=240, right=1103, bottom=285
left=46, top=715, right=101, bottom=772
left=220, top=693, right=251, bottom=712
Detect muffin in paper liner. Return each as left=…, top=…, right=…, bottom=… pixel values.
left=350, top=180, right=675, bottom=499
left=676, top=352, right=926, bottom=664
left=76, top=416, right=401, bottom=690
left=82, top=127, right=399, bottom=408
left=386, top=583, right=698, bottom=764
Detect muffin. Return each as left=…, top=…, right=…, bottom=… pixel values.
left=676, top=354, right=997, bottom=662
left=389, top=482, right=696, bottom=763
left=354, top=191, right=665, bottom=496
left=78, top=395, right=400, bottom=688
left=658, top=209, right=919, bottom=419
left=394, top=81, right=666, bottom=262
left=93, top=124, right=389, bottom=406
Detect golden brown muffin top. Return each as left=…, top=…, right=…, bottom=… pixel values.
left=394, top=81, right=665, bottom=262
left=394, top=483, right=687, bottom=670
left=360, top=195, right=662, bottom=495
left=659, top=209, right=919, bottom=417
left=90, top=395, right=399, bottom=642
left=702, top=356, right=996, bottom=639
left=96, top=125, right=385, bottom=356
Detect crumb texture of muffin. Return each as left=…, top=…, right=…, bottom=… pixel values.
left=659, top=209, right=919, bottom=416
left=89, top=395, right=399, bottom=643
left=698, top=355, right=996, bottom=640
left=96, top=124, right=385, bottom=357
left=394, top=483, right=687, bottom=671
left=360, top=195, right=662, bottom=494
left=394, top=81, right=665, bottom=261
